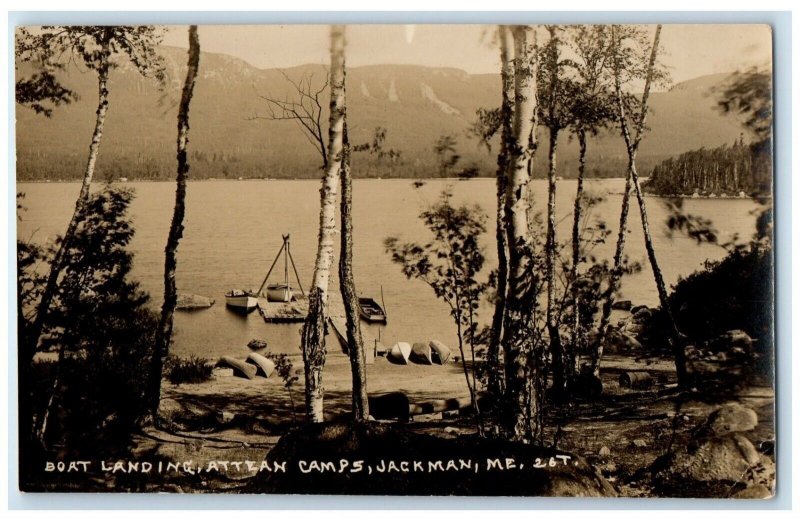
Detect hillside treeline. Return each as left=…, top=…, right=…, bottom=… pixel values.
left=17, top=148, right=665, bottom=182
left=644, top=136, right=772, bottom=196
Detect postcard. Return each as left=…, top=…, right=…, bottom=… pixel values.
left=15, top=23, right=775, bottom=497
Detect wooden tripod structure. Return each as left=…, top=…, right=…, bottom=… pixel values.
left=255, top=234, right=306, bottom=298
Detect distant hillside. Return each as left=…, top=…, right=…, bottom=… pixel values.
left=16, top=46, right=754, bottom=181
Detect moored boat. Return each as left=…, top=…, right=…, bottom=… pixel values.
left=388, top=342, right=412, bottom=364
left=410, top=342, right=433, bottom=364
left=429, top=340, right=452, bottom=365
left=358, top=297, right=387, bottom=323
left=225, top=289, right=258, bottom=311
left=267, top=283, right=293, bottom=303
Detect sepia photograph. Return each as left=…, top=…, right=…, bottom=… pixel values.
left=13, top=21, right=776, bottom=498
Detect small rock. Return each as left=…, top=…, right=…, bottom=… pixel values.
left=247, top=338, right=268, bottom=351
left=632, top=439, right=648, bottom=448
left=612, top=300, right=633, bottom=311
left=599, top=446, right=611, bottom=457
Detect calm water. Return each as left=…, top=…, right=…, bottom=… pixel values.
left=17, top=178, right=759, bottom=360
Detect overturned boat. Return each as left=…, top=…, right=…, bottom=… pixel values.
left=410, top=342, right=433, bottom=365
left=429, top=340, right=452, bottom=365
left=388, top=342, right=412, bottom=364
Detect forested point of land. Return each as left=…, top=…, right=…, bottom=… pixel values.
left=644, top=137, right=772, bottom=196
left=17, top=149, right=669, bottom=182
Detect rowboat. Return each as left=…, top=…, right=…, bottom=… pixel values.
left=387, top=342, right=412, bottom=364
left=410, top=342, right=433, bottom=364
left=266, top=283, right=293, bottom=303
left=358, top=297, right=387, bottom=323
left=225, top=290, right=258, bottom=311
left=246, top=352, right=276, bottom=378
left=429, top=340, right=452, bottom=365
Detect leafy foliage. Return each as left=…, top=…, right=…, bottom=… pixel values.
left=385, top=189, right=487, bottom=414
left=163, top=355, right=214, bottom=385
left=20, top=186, right=159, bottom=453
left=265, top=353, right=300, bottom=421
left=717, top=68, right=772, bottom=142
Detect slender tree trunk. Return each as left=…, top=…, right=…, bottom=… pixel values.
left=339, top=113, right=369, bottom=422
left=501, top=25, right=540, bottom=442
left=631, top=161, right=687, bottom=384
left=302, top=25, right=346, bottom=422
left=594, top=25, right=674, bottom=382
left=148, top=25, right=201, bottom=419
left=488, top=25, right=514, bottom=399
left=592, top=160, right=634, bottom=378
left=568, top=129, right=587, bottom=381
left=26, top=46, right=110, bottom=365
left=546, top=126, right=565, bottom=399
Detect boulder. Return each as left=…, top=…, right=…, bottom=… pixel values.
left=694, top=403, right=758, bottom=438
left=657, top=433, right=772, bottom=484
left=246, top=422, right=617, bottom=497
left=604, top=327, right=642, bottom=354
left=651, top=404, right=775, bottom=496
left=175, top=292, right=215, bottom=310
left=733, top=484, right=773, bottom=499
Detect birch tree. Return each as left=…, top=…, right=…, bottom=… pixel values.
left=485, top=25, right=514, bottom=399
left=337, top=32, right=370, bottom=421
left=593, top=25, right=677, bottom=380
left=17, top=26, right=165, bottom=365
left=564, top=25, right=616, bottom=386
left=301, top=25, right=346, bottom=422
left=501, top=25, right=541, bottom=442
left=149, top=25, right=201, bottom=421
left=538, top=26, right=580, bottom=400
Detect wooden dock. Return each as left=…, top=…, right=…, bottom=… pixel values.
left=258, top=292, right=375, bottom=363
left=257, top=296, right=308, bottom=323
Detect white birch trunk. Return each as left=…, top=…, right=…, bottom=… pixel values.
left=301, top=25, right=346, bottom=423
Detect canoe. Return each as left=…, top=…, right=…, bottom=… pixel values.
left=387, top=342, right=412, bottom=364
left=217, top=356, right=257, bottom=380
left=410, top=342, right=433, bottom=365
left=246, top=352, right=276, bottom=378
left=266, top=283, right=293, bottom=303
left=225, top=289, right=258, bottom=311
left=429, top=340, right=452, bottom=365
left=358, top=297, right=387, bottom=323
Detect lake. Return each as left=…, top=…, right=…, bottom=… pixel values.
left=16, top=178, right=759, bottom=360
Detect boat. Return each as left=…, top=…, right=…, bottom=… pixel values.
left=359, top=297, right=387, bottom=323
left=429, top=340, right=452, bottom=365
left=217, top=356, right=257, bottom=379
left=387, top=342, right=412, bottom=364
left=267, top=283, right=293, bottom=303
left=225, top=289, right=258, bottom=311
left=410, top=342, right=433, bottom=364
left=255, top=234, right=306, bottom=303
left=246, top=352, right=276, bottom=378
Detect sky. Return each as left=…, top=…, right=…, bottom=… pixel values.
left=161, top=24, right=772, bottom=86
